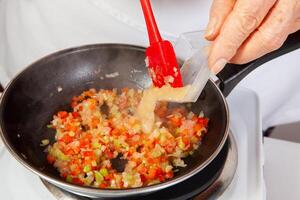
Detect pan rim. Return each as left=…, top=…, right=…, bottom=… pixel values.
left=0, top=43, right=229, bottom=197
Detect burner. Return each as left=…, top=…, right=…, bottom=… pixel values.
left=41, top=132, right=237, bottom=200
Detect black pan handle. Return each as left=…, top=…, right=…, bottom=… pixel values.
left=217, top=30, right=300, bottom=97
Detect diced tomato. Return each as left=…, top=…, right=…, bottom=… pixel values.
left=147, top=167, right=163, bottom=180
left=156, top=167, right=163, bottom=177
left=108, top=151, right=114, bottom=159
left=71, top=101, right=77, bottom=108
left=111, top=128, right=119, bottom=136
left=165, top=143, right=176, bottom=154
left=125, top=132, right=131, bottom=139
left=197, top=117, right=209, bottom=127
left=59, top=134, right=73, bottom=144
left=170, top=116, right=182, bottom=127
left=65, top=124, right=72, bottom=131
left=60, top=172, right=68, bottom=178
left=192, top=115, right=198, bottom=122
left=72, top=112, right=80, bottom=118
left=47, top=154, right=55, bottom=164
left=181, top=129, right=189, bottom=136
left=88, top=99, right=97, bottom=110
left=140, top=174, right=147, bottom=183
left=79, top=138, right=89, bottom=148
left=58, top=111, right=68, bottom=118
left=71, top=165, right=81, bottom=176
left=148, top=168, right=157, bottom=179
left=182, top=136, right=190, bottom=146
left=64, top=149, right=75, bottom=155
left=91, top=117, right=100, bottom=128
left=158, top=175, right=165, bottom=182
left=138, top=165, right=148, bottom=174
left=165, top=171, right=173, bottom=179
left=99, top=183, right=108, bottom=188
left=72, top=177, right=84, bottom=185
left=194, top=123, right=203, bottom=132
left=104, top=174, right=114, bottom=181
left=121, top=88, right=129, bottom=93
left=82, top=151, right=94, bottom=157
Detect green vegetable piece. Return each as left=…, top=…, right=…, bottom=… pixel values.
left=50, top=147, right=69, bottom=161
left=99, top=168, right=108, bottom=177
left=92, top=141, right=101, bottom=149
left=83, top=165, right=91, bottom=173
left=66, top=175, right=73, bottom=183
left=95, top=171, right=104, bottom=184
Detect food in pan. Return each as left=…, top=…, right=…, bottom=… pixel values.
left=45, top=88, right=209, bottom=188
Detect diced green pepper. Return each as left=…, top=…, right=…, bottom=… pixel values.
left=113, top=139, right=121, bottom=148
left=83, top=165, right=91, bottom=173
left=99, top=168, right=108, bottom=177
left=50, top=147, right=69, bottom=161
left=95, top=171, right=104, bottom=184
left=178, top=138, right=185, bottom=150
left=47, top=125, right=53, bottom=128
left=151, top=149, right=162, bottom=158
left=66, top=175, right=73, bottom=183
left=92, top=141, right=101, bottom=149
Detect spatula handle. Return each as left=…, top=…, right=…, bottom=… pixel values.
left=140, top=0, right=163, bottom=44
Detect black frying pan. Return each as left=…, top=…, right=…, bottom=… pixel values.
left=0, top=30, right=300, bottom=198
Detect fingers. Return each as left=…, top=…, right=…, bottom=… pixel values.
left=205, top=0, right=236, bottom=41
left=290, top=18, right=300, bottom=33
left=208, top=0, right=277, bottom=73
left=231, top=0, right=299, bottom=64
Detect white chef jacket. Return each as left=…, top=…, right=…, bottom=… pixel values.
left=0, top=0, right=299, bottom=130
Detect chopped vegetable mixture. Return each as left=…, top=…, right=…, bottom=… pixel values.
left=45, top=88, right=209, bottom=188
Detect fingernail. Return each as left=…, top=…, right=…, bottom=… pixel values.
left=205, top=18, right=218, bottom=39
left=212, top=58, right=227, bottom=74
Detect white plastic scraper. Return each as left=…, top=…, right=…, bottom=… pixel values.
left=174, top=31, right=212, bottom=102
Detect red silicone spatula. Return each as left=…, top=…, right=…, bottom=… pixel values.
left=140, top=0, right=183, bottom=88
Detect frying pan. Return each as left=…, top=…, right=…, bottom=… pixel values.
left=0, top=30, right=300, bottom=198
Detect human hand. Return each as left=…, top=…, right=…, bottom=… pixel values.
left=205, top=0, right=300, bottom=74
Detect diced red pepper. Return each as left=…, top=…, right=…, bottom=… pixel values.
left=72, top=177, right=84, bottom=185
left=82, top=151, right=94, bottom=157
left=72, top=112, right=80, bottom=118
left=58, top=111, right=68, bottom=118
left=111, top=128, right=119, bottom=136
left=91, top=117, right=100, bottom=128
left=182, top=136, right=190, bottom=146
left=198, top=117, right=209, bottom=127
left=105, top=150, right=114, bottom=159
left=165, top=171, right=173, bottom=179
left=99, top=183, right=108, bottom=188
left=59, top=134, right=73, bottom=144
left=47, top=154, right=55, bottom=164
left=170, top=116, right=182, bottom=127
left=194, top=123, right=203, bottom=132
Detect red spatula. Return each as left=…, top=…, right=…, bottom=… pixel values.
left=140, top=0, right=183, bottom=88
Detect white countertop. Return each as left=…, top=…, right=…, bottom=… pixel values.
left=264, top=137, right=300, bottom=200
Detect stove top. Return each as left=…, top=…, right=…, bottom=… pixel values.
left=41, top=133, right=237, bottom=200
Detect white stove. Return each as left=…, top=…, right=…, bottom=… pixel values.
left=0, top=87, right=265, bottom=200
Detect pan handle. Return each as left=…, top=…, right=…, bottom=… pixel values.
left=217, top=30, right=300, bottom=97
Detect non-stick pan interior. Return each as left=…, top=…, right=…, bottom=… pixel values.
left=0, top=44, right=227, bottom=187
